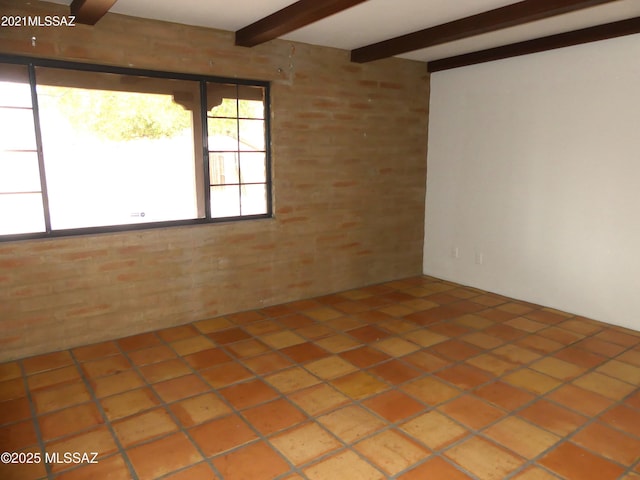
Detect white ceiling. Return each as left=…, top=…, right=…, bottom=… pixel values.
left=47, top=0, right=640, bottom=62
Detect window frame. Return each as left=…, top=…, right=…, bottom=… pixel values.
left=0, top=54, right=272, bottom=242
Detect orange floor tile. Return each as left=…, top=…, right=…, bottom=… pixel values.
left=1, top=276, right=639, bottom=479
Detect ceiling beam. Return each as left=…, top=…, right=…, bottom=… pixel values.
left=236, top=0, right=368, bottom=47
left=428, top=17, right=640, bottom=72
left=351, top=0, right=618, bottom=63
left=70, top=0, right=118, bottom=25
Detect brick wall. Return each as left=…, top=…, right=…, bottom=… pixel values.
left=0, top=0, right=430, bottom=361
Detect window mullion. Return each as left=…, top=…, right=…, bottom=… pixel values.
left=28, top=64, right=52, bottom=233
left=235, top=86, right=242, bottom=216
left=200, top=81, right=212, bottom=220
left=263, top=86, right=273, bottom=218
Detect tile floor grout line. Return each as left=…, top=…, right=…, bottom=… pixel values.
left=213, top=341, right=388, bottom=477
left=495, top=382, right=639, bottom=480
left=457, top=355, right=639, bottom=475
left=389, top=452, right=478, bottom=480
left=419, top=291, right=640, bottom=479
left=198, top=310, right=438, bottom=477
left=493, top=339, right=640, bottom=442
left=115, top=332, right=228, bottom=480
left=145, top=321, right=373, bottom=478
left=627, top=456, right=640, bottom=478
left=427, top=416, right=553, bottom=480
left=17, top=359, right=53, bottom=480
left=67, top=348, right=140, bottom=480
left=553, top=395, right=640, bottom=471
left=284, top=312, right=518, bottom=478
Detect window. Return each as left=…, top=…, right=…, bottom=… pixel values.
left=0, top=57, right=271, bottom=240
left=0, top=64, right=45, bottom=236
left=208, top=84, right=268, bottom=219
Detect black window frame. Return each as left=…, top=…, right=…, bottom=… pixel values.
left=0, top=54, right=272, bottom=242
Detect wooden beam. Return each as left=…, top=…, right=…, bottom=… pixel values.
left=351, top=0, right=618, bottom=63
left=236, top=0, right=368, bottom=47
left=70, top=0, right=117, bottom=25
left=428, top=17, right=640, bottom=72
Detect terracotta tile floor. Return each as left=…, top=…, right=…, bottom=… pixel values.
left=1, top=276, right=639, bottom=480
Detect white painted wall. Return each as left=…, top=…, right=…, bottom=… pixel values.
left=424, top=34, right=640, bottom=331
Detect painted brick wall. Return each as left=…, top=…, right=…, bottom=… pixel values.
left=0, top=0, right=430, bottom=361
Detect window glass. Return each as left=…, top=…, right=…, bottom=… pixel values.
left=0, top=64, right=32, bottom=107
left=0, top=152, right=41, bottom=193
left=210, top=185, right=240, bottom=218
left=208, top=118, right=238, bottom=144
left=0, top=63, right=45, bottom=235
left=0, top=108, right=37, bottom=151
left=238, top=119, right=265, bottom=150
left=35, top=67, right=200, bottom=229
left=241, top=184, right=267, bottom=216
left=209, top=93, right=237, bottom=118
left=207, top=82, right=268, bottom=219
left=239, top=152, right=266, bottom=184
left=209, top=152, right=239, bottom=185
left=0, top=193, right=46, bottom=235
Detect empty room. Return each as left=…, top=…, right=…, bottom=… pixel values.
left=0, top=0, right=639, bottom=479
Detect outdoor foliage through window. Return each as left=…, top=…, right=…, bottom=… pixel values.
left=0, top=58, right=271, bottom=238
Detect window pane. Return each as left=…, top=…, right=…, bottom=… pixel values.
left=241, top=184, right=267, bottom=216
left=238, top=85, right=265, bottom=119
left=0, top=64, right=43, bottom=235
left=208, top=84, right=237, bottom=117
left=0, top=108, right=37, bottom=151
left=210, top=185, right=240, bottom=218
left=35, top=67, right=200, bottom=230
left=209, top=152, right=239, bottom=185
left=0, top=193, right=45, bottom=235
left=0, top=63, right=32, bottom=107
left=205, top=81, right=269, bottom=221
left=239, top=152, right=266, bottom=184
left=239, top=119, right=265, bottom=151
left=208, top=118, right=238, bottom=144
left=0, top=152, right=41, bottom=193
